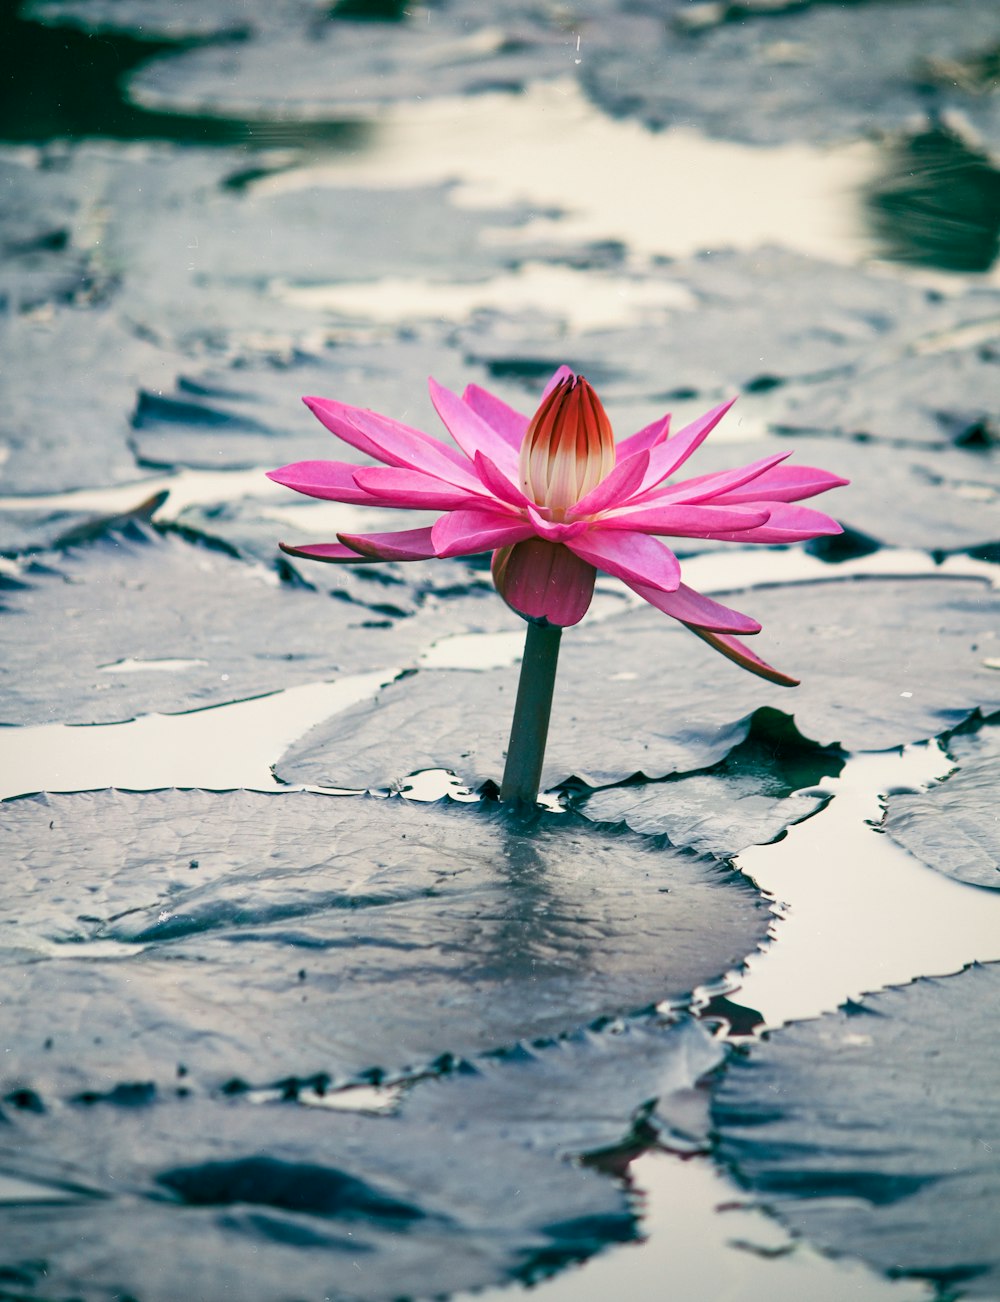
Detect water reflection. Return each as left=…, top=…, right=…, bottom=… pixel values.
left=867, top=122, right=1000, bottom=273
left=0, top=11, right=372, bottom=149
left=329, top=0, right=411, bottom=19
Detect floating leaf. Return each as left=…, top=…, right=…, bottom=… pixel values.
left=402, top=1016, right=725, bottom=1158
left=883, top=716, right=1000, bottom=889
left=0, top=789, right=770, bottom=1096
left=0, top=524, right=513, bottom=725
left=713, top=963, right=1000, bottom=1299
left=276, top=578, right=1000, bottom=791
left=777, top=347, right=1000, bottom=452
left=460, top=247, right=991, bottom=403
left=0, top=1088, right=634, bottom=1302
left=130, top=338, right=526, bottom=473
left=582, top=3, right=1000, bottom=148
left=0, top=308, right=176, bottom=495
left=91, top=143, right=542, bottom=349
left=125, top=14, right=573, bottom=119
left=576, top=709, right=842, bottom=857
left=683, top=422, right=1000, bottom=554
left=0, top=154, right=96, bottom=313
left=23, top=0, right=271, bottom=39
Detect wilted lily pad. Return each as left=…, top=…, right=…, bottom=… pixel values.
left=0, top=789, right=770, bottom=1096
left=0, top=1088, right=634, bottom=1302
left=276, top=578, right=1000, bottom=791
left=713, top=962, right=1000, bottom=1299
left=576, top=709, right=842, bottom=857
left=883, top=715, right=1000, bottom=889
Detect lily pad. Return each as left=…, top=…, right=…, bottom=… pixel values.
left=0, top=523, right=508, bottom=725
left=0, top=789, right=770, bottom=1096
left=0, top=488, right=168, bottom=558
left=712, top=962, right=1000, bottom=1299
left=581, top=779, right=826, bottom=860
left=0, top=502, right=148, bottom=557
left=125, top=10, right=575, bottom=120
left=0, top=1089, right=634, bottom=1302
left=576, top=709, right=842, bottom=857
left=776, top=345, right=1000, bottom=450
left=92, top=141, right=543, bottom=349
left=0, top=152, right=100, bottom=312
left=403, top=1016, right=726, bottom=1158
left=276, top=578, right=1000, bottom=791
left=0, top=307, right=176, bottom=494
left=22, top=0, right=282, bottom=39
left=169, top=496, right=497, bottom=617
left=460, top=248, right=1000, bottom=405
left=130, top=336, right=528, bottom=472
left=883, top=715, right=1000, bottom=889
left=581, top=1, right=1000, bottom=148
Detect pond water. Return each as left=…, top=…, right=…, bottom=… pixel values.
left=1, top=2, right=999, bottom=1299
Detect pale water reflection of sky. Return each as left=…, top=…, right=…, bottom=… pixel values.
left=257, top=80, right=880, bottom=268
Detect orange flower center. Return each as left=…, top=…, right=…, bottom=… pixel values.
left=518, top=376, right=615, bottom=518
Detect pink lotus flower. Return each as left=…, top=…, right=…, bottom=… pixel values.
left=269, top=366, right=847, bottom=686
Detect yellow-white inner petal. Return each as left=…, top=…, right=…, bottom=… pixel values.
left=518, top=377, right=615, bottom=516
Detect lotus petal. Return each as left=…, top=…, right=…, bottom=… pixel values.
left=461, top=383, right=529, bottom=448
left=431, top=508, right=534, bottom=558
left=626, top=580, right=762, bottom=634
left=567, top=529, right=681, bottom=593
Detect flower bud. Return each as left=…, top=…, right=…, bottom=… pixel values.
left=518, top=376, right=615, bottom=516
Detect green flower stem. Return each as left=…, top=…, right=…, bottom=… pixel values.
left=499, top=622, right=563, bottom=805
